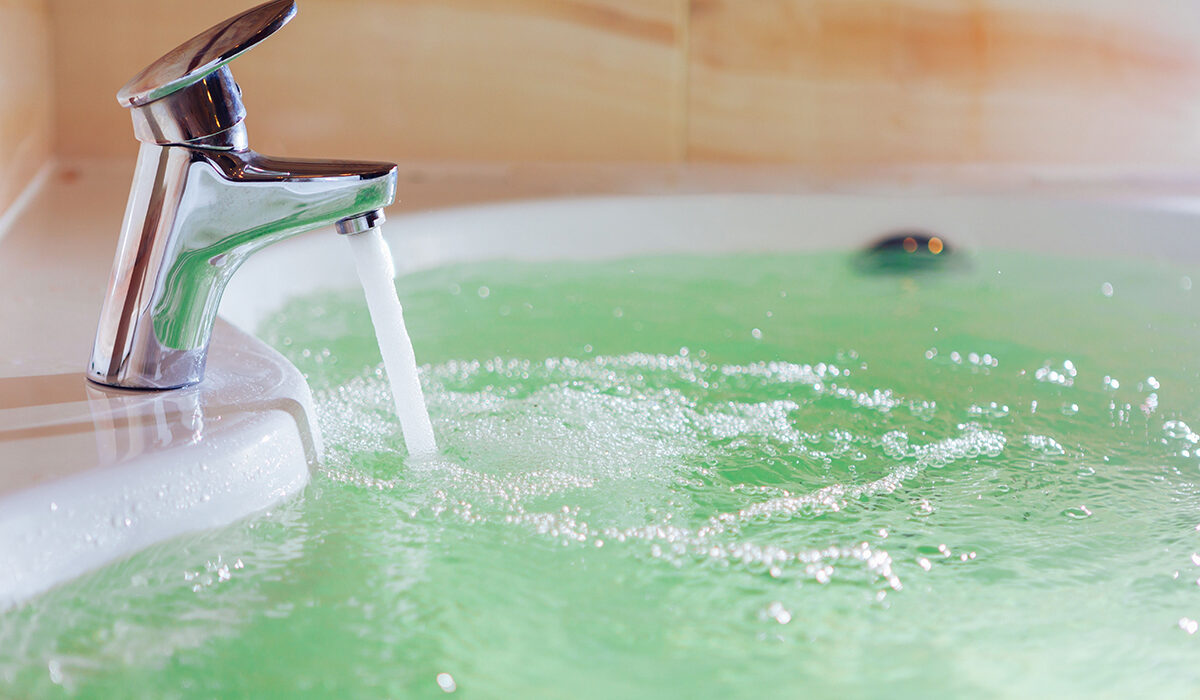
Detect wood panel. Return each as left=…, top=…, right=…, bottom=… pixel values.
left=0, top=0, right=53, bottom=216
left=40, top=0, right=1200, bottom=168
left=687, top=0, right=1200, bottom=166
left=48, top=0, right=688, bottom=162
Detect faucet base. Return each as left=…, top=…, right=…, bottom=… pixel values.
left=86, top=347, right=206, bottom=391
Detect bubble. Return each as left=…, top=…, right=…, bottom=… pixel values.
left=763, top=601, right=792, bottom=624
left=1035, top=361, right=1076, bottom=387
left=1024, top=434, right=1065, bottom=455
left=1164, top=420, right=1200, bottom=444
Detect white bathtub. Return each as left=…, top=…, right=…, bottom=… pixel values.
left=5, top=187, right=1200, bottom=607
left=227, top=193, right=1200, bottom=329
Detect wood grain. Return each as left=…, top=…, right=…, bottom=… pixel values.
left=26, top=0, right=1200, bottom=169
left=48, top=0, right=687, bottom=162
left=0, top=0, right=53, bottom=216
left=688, top=0, right=1200, bottom=166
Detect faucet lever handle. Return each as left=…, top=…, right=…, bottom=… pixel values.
left=115, top=0, right=296, bottom=147
left=117, top=0, right=295, bottom=108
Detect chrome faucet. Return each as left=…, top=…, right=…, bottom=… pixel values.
left=88, top=0, right=397, bottom=390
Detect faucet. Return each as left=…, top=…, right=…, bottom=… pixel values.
left=88, top=0, right=398, bottom=390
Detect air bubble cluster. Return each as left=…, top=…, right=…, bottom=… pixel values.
left=309, top=351, right=1018, bottom=593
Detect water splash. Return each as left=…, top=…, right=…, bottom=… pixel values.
left=345, top=228, right=437, bottom=457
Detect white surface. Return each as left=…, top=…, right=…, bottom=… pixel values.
left=0, top=322, right=318, bottom=608
left=225, top=193, right=1200, bottom=330
left=0, top=163, right=321, bottom=609
left=0, top=162, right=53, bottom=245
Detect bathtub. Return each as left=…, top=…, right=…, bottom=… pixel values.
left=226, top=192, right=1200, bottom=329
left=5, top=181, right=1200, bottom=607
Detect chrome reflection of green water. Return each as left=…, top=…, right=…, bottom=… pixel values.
left=6, top=251, right=1200, bottom=698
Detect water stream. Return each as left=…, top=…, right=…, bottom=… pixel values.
left=345, top=228, right=438, bottom=457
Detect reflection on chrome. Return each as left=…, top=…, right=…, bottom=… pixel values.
left=89, top=0, right=398, bottom=390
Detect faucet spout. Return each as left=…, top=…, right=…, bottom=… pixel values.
left=88, top=143, right=397, bottom=389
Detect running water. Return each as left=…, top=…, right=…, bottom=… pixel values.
left=344, top=228, right=438, bottom=456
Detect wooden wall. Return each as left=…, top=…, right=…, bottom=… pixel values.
left=31, top=0, right=1200, bottom=169
left=0, top=0, right=53, bottom=216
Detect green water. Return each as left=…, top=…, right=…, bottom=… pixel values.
left=5, top=250, right=1200, bottom=697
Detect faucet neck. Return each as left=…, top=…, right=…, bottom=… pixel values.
left=88, top=144, right=397, bottom=390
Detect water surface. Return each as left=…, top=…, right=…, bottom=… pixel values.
left=4, top=250, right=1200, bottom=697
